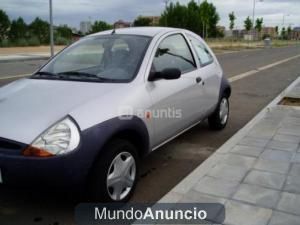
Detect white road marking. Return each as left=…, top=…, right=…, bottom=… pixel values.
left=228, top=54, right=300, bottom=83
left=0, top=73, right=31, bottom=80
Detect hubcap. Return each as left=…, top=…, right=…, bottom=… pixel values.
left=106, top=152, right=136, bottom=201
left=219, top=98, right=229, bottom=125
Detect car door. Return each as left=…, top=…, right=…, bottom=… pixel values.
left=187, top=33, right=222, bottom=114
left=146, top=33, right=205, bottom=147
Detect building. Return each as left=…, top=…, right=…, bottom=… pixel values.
left=71, top=32, right=83, bottom=42
left=114, top=20, right=131, bottom=29
left=232, top=29, right=244, bottom=39
left=225, top=30, right=233, bottom=38
left=292, top=27, right=300, bottom=40
left=261, top=27, right=277, bottom=38
left=143, top=16, right=161, bottom=26
left=80, top=21, right=92, bottom=34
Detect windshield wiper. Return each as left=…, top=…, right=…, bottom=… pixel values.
left=32, top=71, right=60, bottom=78
left=58, top=71, right=100, bottom=79
left=58, top=71, right=115, bottom=82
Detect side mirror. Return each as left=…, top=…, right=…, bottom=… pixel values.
left=149, top=68, right=181, bottom=81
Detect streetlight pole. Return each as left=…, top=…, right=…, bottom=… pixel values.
left=49, top=0, right=54, bottom=57
left=252, top=0, right=256, bottom=31
left=282, top=14, right=290, bottom=28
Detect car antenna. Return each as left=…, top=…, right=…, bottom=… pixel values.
left=111, top=23, right=117, bottom=35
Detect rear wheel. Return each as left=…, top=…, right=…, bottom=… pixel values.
left=89, top=139, right=139, bottom=202
left=208, top=96, right=229, bottom=130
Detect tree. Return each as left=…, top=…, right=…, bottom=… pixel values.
left=229, top=12, right=236, bottom=30
left=275, top=26, right=279, bottom=37
left=255, top=17, right=263, bottom=39
left=159, top=0, right=220, bottom=38
left=186, top=0, right=202, bottom=34
left=90, top=20, right=112, bottom=34
left=287, top=26, right=292, bottom=40
left=244, top=16, right=253, bottom=32
left=199, top=0, right=220, bottom=38
left=9, top=17, right=27, bottom=41
left=0, top=9, right=10, bottom=41
left=255, top=18, right=263, bottom=32
left=159, top=2, right=188, bottom=29
left=29, top=17, right=50, bottom=44
left=55, top=25, right=72, bottom=40
left=281, top=27, right=286, bottom=39
left=133, top=16, right=152, bottom=26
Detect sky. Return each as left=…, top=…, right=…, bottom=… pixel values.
left=0, top=0, right=299, bottom=30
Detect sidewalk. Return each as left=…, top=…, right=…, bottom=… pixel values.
left=158, top=76, right=300, bottom=225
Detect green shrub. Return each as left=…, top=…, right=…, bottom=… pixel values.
left=0, top=39, right=11, bottom=47
left=15, top=38, right=28, bottom=46
left=55, top=36, right=70, bottom=45
left=27, top=36, right=40, bottom=46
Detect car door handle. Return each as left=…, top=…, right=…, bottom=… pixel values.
left=196, top=77, right=202, bottom=84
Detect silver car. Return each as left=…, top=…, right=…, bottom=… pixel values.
left=0, top=27, right=230, bottom=202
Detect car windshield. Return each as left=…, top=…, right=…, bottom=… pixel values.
left=34, top=34, right=151, bottom=82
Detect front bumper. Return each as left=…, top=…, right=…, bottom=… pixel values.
left=0, top=129, right=102, bottom=189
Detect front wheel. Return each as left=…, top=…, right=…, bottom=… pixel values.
left=89, top=139, right=139, bottom=202
left=208, top=96, right=229, bottom=130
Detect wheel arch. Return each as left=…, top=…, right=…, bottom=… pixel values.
left=219, top=76, right=231, bottom=100
left=82, top=116, right=150, bottom=182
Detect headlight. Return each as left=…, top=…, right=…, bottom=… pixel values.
left=23, top=117, right=80, bottom=157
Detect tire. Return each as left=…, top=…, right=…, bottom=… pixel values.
left=208, top=96, right=229, bottom=130
left=88, top=139, right=139, bottom=202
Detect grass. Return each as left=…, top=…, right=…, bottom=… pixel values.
left=207, top=39, right=300, bottom=53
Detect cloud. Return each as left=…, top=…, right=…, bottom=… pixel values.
left=0, top=0, right=299, bottom=29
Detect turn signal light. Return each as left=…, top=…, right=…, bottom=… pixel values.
left=22, top=146, right=54, bottom=157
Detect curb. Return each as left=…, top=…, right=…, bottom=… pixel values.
left=0, top=56, right=49, bottom=63
left=158, top=75, right=300, bottom=203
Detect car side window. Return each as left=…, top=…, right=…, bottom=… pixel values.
left=152, top=34, right=196, bottom=74
left=188, top=35, right=214, bottom=67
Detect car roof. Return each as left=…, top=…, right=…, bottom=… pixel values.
left=88, top=27, right=184, bottom=38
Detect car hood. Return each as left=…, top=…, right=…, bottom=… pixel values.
left=0, top=78, right=126, bottom=144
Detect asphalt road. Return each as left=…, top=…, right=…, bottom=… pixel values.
left=0, top=45, right=299, bottom=225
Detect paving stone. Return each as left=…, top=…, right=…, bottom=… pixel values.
left=292, top=153, right=300, bottom=163
left=222, top=154, right=256, bottom=169
left=278, top=126, right=300, bottom=136
left=277, top=192, right=300, bottom=216
left=230, top=145, right=264, bottom=157
left=282, top=116, right=300, bottom=127
left=268, top=211, right=300, bottom=225
left=289, top=163, right=300, bottom=176
left=193, top=176, right=239, bottom=198
left=260, top=149, right=293, bottom=162
left=208, top=164, right=248, bottom=182
left=244, top=170, right=285, bottom=190
left=289, top=110, right=300, bottom=118
left=238, top=136, right=270, bottom=148
left=284, top=175, right=300, bottom=194
left=180, top=189, right=227, bottom=204
left=224, top=201, right=272, bottom=225
left=253, top=159, right=290, bottom=174
left=266, top=140, right=299, bottom=152
left=179, top=190, right=226, bottom=224
left=232, top=183, right=280, bottom=209
left=248, top=125, right=277, bottom=139
left=273, top=134, right=300, bottom=144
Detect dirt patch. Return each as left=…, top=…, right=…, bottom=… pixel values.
left=279, top=97, right=300, bottom=106
left=0, top=46, right=65, bottom=55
